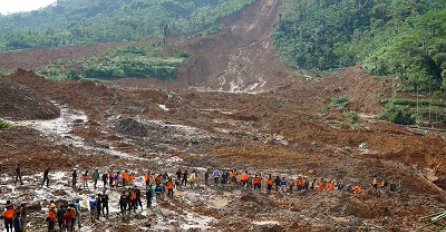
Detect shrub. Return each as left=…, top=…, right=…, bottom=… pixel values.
left=332, top=96, right=350, bottom=109
left=0, top=120, right=11, bottom=129
left=379, top=105, right=416, bottom=125
left=347, top=111, right=359, bottom=125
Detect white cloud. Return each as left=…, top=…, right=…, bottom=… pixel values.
left=0, top=0, right=57, bottom=15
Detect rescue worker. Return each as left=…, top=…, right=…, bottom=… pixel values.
left=296, top=176, right=304, bottom=192
left=63, top=207, right=74, bottom=232
left=155, top=174, right=163, bottom=185
left=371, top=176, right=379, bottom=189
left=231, top=169, right=238, bottom=184
left=128, top=173, right=136, bottom=186
left=266, top=175, right=274, bottom=194
left=114, top=172, right=121, bottom=188
left=253, top=174, right=262, bottom=191
left=130, top=189, right=138, bottom=213
left=240, top=172, right=249, bottom=187
left=3, top=202, right=15, bottom=232
left=108, top=170, right=114, bottom=187
left=82, top=170, right=89, bottom=188
left=182, top=170, right=188, bottom=187
left=318, top=179, right=325, bottom=192
left=327, top=181, right=335, bottom=191
left=122, top=170, right=129, bottom=187
left=135, top=187, right=143, bottom=210
left=353, top=183, right=362, bottom=195
left=46, top=204, right=57, bottom=232
left=144, top=172, right=151, bottom=190
left=176, top=169, right=182, bottom=186
left=166, top=179, right=175, bottom=197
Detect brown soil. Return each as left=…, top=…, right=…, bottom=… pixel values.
left=0, top=0, right=445, bottom=231
left=0, top=73, right=60, bottom=120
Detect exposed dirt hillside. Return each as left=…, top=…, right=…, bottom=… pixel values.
left=0, top=71, right=59, bottom=120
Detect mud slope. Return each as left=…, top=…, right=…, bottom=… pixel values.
left=0, top=72, right=60, bottom=120
left=176, top=0, right=294, bottom=92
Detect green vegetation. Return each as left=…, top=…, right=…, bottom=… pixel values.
left=382, top=98, right=446, bottom=108
left=418, top=211, right=446, bottom=232
left=0, top=0, right=254, bottom=51
left=262, top=112, right=270, bottom=118
left=331, top=96, right=350, bottom=109
left=0, top=120, right=11, bottom=129
left=379, top=105, right=416, bottom=125
left=38, top=45, right=186, bottom=80
left=275, top=0, right=446, bottom=94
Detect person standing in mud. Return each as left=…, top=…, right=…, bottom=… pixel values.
left=41, top=168, right=50, bottom=187
left=82, top=170, right=89, bottom=188
left=102, top=172, right=108, bottom=188
left=204, top=168, right=210, bottom=186
left=72, top=169, right=78, bottom=188
left=144, top=171, right=151, bottom=191
left=93, top=169, right=100, bottom=189
left=56, top=204, right=67, bottom=232
left=18, top=203, right=28, bottom=232
left=95, top=194, right=102, bottom=219
left=101, top=192, right=109, bottom=217
left=176, top=169, right=182, bottom=186
left=266, top=175, right=274, bottom=194
left=46, top=204, right=57, bottom=232
left=2, top=201, right=15, bottom=232
left=15, top=164, right=23, bottom=185
left=213, top=168, right=221, bottom=186
left=74, top=199, right=81, bottom=228
left=108, top=170, right=114, bottom=187
left=119, top=192, right=129, bottom=216
left=182, top=170, right=188, bottom=187
left=135, top=187, right=143, bottom=210
left=146, top=184, right=154, bottom=207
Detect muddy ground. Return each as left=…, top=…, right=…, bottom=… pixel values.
left=0, top=0, right=446, bottom=231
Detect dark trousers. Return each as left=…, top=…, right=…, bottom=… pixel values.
left=120, top=204, right=127, bottom=215
left=102, top=204, right=109, bottom=216
left=182, top=177, right=187, bottom=186
left=4, top=219, right=13, bottom=232
left=16, top=174, right=23, bottom=185
left=42, top=176, right=49, bottom=187
left=146, top=195, right=152, bottom=207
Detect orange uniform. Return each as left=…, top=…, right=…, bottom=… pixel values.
left=231, top=171, right=237, bottom=178
left=253, top=176, right=262, bottom=185
left=47, top=210, right=57, bottom=223
left=240, top=173, right=249, bottom=183
left=166, top=181, right=175, bottom=190
left=121, top=172, right=128, bottom=182
left=353, top=185, right=362, bottom=194
left=108, top=172, right=114, bottom=179
left=267, top=178, right=273, bottom=186
left=318, top=181, right=324, bottom=192
left=327, top=183, right=335, bottom=191
left=296, top=178, right=304, bottom=187
left=128, top=174, right=135, bottom=183
left=144, top=174, right=151, bottom=182
left=3, top=208, right=15, bottom=220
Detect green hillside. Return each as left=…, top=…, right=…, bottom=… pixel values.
left=274, top=0, right=446, bottom=94
left=0, top=0, right=253, bottom=51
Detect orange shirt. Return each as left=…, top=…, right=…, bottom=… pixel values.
left=155, top=176, right=162, bottom=183
left=121, top=172, right=128, bottom=181
left=240, top=174, right=249, bottom=182
left=353, top=185, right=361, bottom=194
left=48, top=211, right=57, bottom=223
left=318, top=182, right=324, bottom=192
left=231, top=171, right=237, bottom=177
left=253, top=177, right=262, bottom=185
left=327, top=183, right=335, bottom=191
left=144, top=174, right=151, bottom=182
left=296, top=178, right=304, bottom=187
left=108, top=172, right=114, bottom=179
left=166, top=182, right=175, bottom=190
left=267, top=179, right=273, bottom=186
left=128, top=174, right=135, bottom=182
left=3, top=209, right=15, bottom=220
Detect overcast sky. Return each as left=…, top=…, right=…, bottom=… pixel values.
left=0, top=0, right=56, bottom=15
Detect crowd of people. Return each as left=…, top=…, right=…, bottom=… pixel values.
left=1, top=164, right=399, bottom=231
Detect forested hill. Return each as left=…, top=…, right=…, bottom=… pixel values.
left=0, top=0, right=253, bottom=51
left=275, top=0, right=446, bottom=94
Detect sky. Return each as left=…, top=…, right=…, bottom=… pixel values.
left=0, top=0, right=56, bottom=15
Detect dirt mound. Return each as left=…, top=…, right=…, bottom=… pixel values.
left=0, top=76, right=59, bottom=120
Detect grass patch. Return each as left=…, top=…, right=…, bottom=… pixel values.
left=331, top=96, right=350, bottom=109
left=382, top=98, right=446, bottom=108
left=0, top=119, right=11, bottom=129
